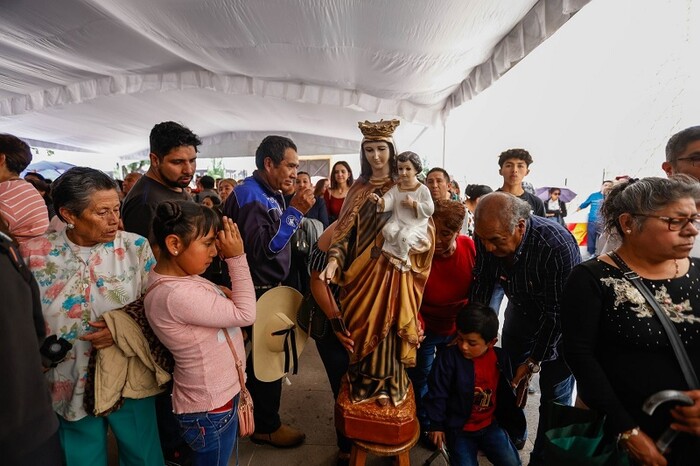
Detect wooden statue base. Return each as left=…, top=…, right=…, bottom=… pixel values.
left=335, top=379, right=417, bottom=445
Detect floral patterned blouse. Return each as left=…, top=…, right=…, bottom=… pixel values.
left=21, top=230, right=155, bottom=421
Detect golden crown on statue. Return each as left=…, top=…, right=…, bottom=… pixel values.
left=358, top=119, right=401, bottom=138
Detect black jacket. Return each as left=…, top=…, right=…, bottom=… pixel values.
left=0, top=232, right=59, bottom=459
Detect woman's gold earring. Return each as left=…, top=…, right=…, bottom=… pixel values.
left=625, top=229, right=632, bottom=234
left=174, top=250, right=179, bottom=256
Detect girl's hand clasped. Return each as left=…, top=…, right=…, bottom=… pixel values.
left=217, top=217, right=244, bottom=259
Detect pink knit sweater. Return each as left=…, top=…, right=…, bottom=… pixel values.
left=145, top=255, right=256, bottom=414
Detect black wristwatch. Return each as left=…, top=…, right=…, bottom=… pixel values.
left=527, top=359, right=541, bottom=373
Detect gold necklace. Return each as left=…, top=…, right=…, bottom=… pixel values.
left=673, top=258, right=680, bottom=278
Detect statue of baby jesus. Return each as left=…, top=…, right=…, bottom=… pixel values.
left=370, top=151, right=434, bottom=271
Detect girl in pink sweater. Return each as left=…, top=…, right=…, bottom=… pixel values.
left=145, top=201, right=256, bottom=466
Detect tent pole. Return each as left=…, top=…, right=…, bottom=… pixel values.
left=442, top=124, right=446, bottom=168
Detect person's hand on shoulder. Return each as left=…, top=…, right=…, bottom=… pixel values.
left=217, top=216, right=244, bottom=258
left=290, top=187, right=316, bottom=214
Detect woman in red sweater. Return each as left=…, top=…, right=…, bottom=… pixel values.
left=324, top=161, right=353, bottom=223
left=407, top=198, right=476, bottom=444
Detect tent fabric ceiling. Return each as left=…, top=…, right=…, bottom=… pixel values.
left=0, top=0, right=589, bottom=157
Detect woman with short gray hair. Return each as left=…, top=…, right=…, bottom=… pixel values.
left=562, top=175, right=700, bottom=465
left=20, top=167, right=163, bottom=466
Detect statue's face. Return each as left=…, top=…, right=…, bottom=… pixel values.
left=363, top=141, right=391, bottom=175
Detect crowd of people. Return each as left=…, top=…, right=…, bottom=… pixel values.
left=2, top=122, right=700, bottom=466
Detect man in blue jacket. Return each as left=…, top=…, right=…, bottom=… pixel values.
left=223, top=135, right=315, bottom=448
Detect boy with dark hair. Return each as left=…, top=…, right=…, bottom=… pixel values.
left=425, top=302, right=525, bottom=466
left=496, top=148, right=545, bottom=217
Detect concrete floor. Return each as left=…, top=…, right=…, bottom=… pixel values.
left=234, top=339, right=540, bottom=466
left=108, top=319, right=541, bottom=465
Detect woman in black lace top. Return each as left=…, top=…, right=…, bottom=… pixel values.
left=562, top=176, right=700, bottom=466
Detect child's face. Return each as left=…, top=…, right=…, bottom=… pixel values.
left=455, top=331, right=496, bottom=360
left=397, top=160, right=418, bottom=186
left=173, top=227, right=218, bottom=275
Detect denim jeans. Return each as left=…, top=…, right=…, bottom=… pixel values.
left=586, top=220, right=599, bottom=256
left=502, top=303, right=574, bottom=466
left=489, top=283, right=506, bottom=316
left=406, top=330, right=453, bottom=431
left=176, top=395, right=240, bottom=466
left=447, top=422, right=522, bottom=466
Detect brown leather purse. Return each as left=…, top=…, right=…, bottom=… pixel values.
left=224, top=330, right=255, bottom=437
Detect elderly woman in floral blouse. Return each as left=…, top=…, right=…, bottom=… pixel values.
left=21, top=167, right=162, bottom=466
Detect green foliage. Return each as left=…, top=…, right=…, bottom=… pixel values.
left=121, top=160, right=149, bottom=178
left=420, top=156, right=431, bottom=182
left=207, top=158, right=225, bottom=178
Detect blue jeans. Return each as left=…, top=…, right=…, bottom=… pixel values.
left=502, top=303, right=574, bottom=466
left=489, top=283, right=506, bottom=316
left=176, top=395, right=240, bottom=466
left=586, top=219, right=599, bottom=256
left=406, top=330, right=454, bottom=431
left=447, top=422, right=521, bottom=466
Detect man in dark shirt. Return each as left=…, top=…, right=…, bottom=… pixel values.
left=223, top=135, right=315, bottom=448
left=496, top=148, right=546, bottom=217
left=193, top=174, right=221, bottom=203
left=470, top=192, right=580, bottom=466
left=121, top=120, right=200, bottom=465
left=122, top=121, right=199, bottom=243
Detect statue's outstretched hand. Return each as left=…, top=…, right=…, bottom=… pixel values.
left=320, top=258, right=338, bottom=283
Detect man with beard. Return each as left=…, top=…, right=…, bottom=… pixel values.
left=121, top=120, right=200, bottom=466
left=122, top=121, right=199, bottom=242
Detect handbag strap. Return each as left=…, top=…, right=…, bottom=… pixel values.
left=223, top=329, right=249, bottom=394
left=608, top=251, right=699, bottom=389
left=144, top=277, right=184, bottom=296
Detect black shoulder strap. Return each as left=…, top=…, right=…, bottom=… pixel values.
left=609, top=251, right=699, bottom=389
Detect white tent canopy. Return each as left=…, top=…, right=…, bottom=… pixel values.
left=0, top=0, right=589, bottom=159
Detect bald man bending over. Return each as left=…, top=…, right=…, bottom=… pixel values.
left=469, top=192, right=581, bottom=466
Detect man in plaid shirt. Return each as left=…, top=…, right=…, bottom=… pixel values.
left=470, top=192, right=581, bottom=466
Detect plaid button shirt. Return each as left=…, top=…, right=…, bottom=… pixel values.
left=471, top=215, right=581, bottom=362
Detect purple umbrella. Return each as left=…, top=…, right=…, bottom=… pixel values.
left=535, top=186, right=577, bottom=203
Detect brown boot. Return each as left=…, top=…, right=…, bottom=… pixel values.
left=251, top=424, right=306, bottom=448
